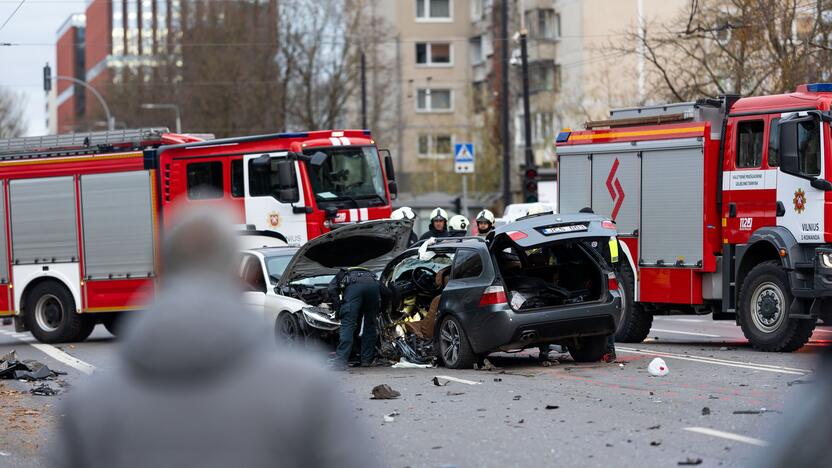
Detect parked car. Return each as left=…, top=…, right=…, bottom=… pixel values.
left=238, top=219, right=414, bottom=346
left=381, top=212, right=622, bottom=368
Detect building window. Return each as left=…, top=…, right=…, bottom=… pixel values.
left=187, top=162, right=223, bottom=200
left=736, top=120, right=764, bottom=168
left=416, top=89, right=453, bottom=112
left=525, top=9, right=559, bottom=39
left=470, top=36, right=483, bottom=64
left=472, top=81, right=486, bottom=113
left=554, top=64, right=562, bottom=92
left=470, top=0, right=484, bottom=21
left=529, top=61, right=555, bottom=93
left=418, top=134, right=454, bottom=159
left=416, top=0, right=452, bottom=21
left=416, top=42, right=452, bottom=66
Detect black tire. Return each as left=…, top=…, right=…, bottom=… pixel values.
left=614, top=263, right=653, bottom=343
left=102, top=314, right=122, bottom=336
left=24, top=281, right=93, bottom=343
left=738, top=261, right=815, bottom=352
left=438, top=316, right=476, bottom=369
left=568, top=335, right=608, bottom=362
left=275, top=312, right=302, bottom=347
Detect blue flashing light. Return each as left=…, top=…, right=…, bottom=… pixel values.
left=806, top=83, right=832, bottom=92
left=555, top=131, right=571, bottom=143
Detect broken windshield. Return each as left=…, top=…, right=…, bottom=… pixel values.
left=306, top=146, right=387, bottom=207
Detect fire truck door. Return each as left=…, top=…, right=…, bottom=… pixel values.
left=724, top=118, right=775, bottom=243
left=775, top=113, right=826, bottom=243
left=243, top=153, right=308, bottom=246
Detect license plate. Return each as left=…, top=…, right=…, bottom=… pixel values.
left=541, top=224, right=588, bottom=235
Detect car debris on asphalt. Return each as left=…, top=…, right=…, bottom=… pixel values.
left=701, top=407, right=711, bottom=415
left=678, top=457, right=703, bottom=466
left=391, top=359, right=432, bottom=369
left=30, top=383, right=59, bottom=396
left=0, top=350, right=65, bottom=381
left=383, top=410, right=400, bottom=423
left=371, top=384, right=401, bottom=400
left=647, top=357, right=669, bottom=376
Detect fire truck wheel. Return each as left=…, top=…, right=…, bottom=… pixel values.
left=738, top=261, right=816, bottom=352
left=24, top=281, right=94, bottom=343
left=102, top=315, right=122, bottom=336
left=614, top=263, right=653, bottom=343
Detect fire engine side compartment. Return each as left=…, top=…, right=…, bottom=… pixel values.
left=558, top=130, right=718, bottom=305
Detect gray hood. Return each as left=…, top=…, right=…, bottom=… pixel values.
left=120, top=273, right=265, bottom=382
left=278, top=219, right=413, bottom=287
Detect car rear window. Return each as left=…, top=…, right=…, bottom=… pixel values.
left=452, top=248, right=483, bottom=279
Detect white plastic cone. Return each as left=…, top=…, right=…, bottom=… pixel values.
left=647, top=357, right=669, bottom=377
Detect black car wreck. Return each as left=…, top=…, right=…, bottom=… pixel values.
left=274, top=214, right=623, bottom=368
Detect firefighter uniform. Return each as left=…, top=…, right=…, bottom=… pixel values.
left=328, top=268, right=383, bottom=368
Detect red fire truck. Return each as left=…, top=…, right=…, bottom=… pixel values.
left=0, top=128, right=396, bottom=343
left=556, top=83, right=832, bottom=352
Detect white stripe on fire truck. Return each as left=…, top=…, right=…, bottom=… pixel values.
left=339, top=137, right=351, bottom=145
left=359, top=208, right=369, bottom=220
left=349, top=209, right=358, bottom=221
left=722, top=170, right=777, bottom=191
left=329, top=137, right=342, bottom=146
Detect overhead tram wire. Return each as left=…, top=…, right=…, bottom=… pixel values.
left=0, top=0, right=26, bottom=34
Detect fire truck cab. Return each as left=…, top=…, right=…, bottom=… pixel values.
left=556, top=83, right=832, bottom=352
left=0, top=128, right=395, bottom=343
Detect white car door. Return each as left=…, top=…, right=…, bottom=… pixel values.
left=240, top=254, right=268, bottom=319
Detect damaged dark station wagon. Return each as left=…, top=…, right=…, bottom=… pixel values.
left=383, top=212, right=623, bottom=368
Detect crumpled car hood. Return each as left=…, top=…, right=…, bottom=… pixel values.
left=278, top=219, right=413, bottom=287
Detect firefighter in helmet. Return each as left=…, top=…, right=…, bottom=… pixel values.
left=475, top=209, right=496, bottom=237
left=391, top=206, right=418, bottom=245
left=448, top=215, right=470, bottom=237
left=420, top=207, right=450, bottom=240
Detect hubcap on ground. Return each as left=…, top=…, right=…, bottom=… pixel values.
left=34, top=294, right=63, bottom=333
left=751, top=282, right=785, bottom=333
left=440, top=320, right=460, bottom=365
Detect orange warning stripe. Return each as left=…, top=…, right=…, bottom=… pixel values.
left=568, top=126, right=706, bottom=141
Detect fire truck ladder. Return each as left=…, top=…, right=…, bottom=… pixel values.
left=0, top=128, right=170, bottom=161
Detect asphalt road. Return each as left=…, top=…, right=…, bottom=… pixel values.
left=0, top=316, right=829, bottom=468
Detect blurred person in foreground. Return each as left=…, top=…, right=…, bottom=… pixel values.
left=49, top=207, right=378, bottom=468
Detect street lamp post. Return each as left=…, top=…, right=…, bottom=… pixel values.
left=140, top=103, right=182, bottom=134
left=44, top=63, right=115, bottom=130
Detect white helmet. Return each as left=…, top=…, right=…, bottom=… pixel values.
left=476, top=209, right=496, bottom=224
left=430, top=207, right=449, bottom=222
left=391, top=206, right=416, bottom=220
left=525, top=203, right=550, bottom=216
left=449, top=215, right=470, bottom=231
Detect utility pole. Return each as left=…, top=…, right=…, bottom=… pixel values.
left=519, top=10, right=538, bottom=203
left=360, top=49, right=368, bottom=129
left=500, top=0, right=511, bottom=207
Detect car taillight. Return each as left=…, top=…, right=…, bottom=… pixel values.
left=507, top=231, right=528, bottom=241
left=607, top=272, right=619, bottom=292
left=601, top=220, right=616, bottom=230
left=479, top=285, right=507, bottom=307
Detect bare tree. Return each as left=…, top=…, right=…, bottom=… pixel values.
left=614, top=0, right=832, bottom=102
left=0, top=87, right=25, bottom=139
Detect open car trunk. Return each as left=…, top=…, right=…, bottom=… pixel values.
left=491, top=213, right=617, bottom=312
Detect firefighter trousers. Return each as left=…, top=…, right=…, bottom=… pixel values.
left=335, top=282, right=380, bottom=366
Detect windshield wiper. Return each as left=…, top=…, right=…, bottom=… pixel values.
left=321, top=195, right=361, bottom=208
left=357, top=194, right=387, bottom=206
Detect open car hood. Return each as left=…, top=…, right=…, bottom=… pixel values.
left=492, top=213, right=617, bottom=249
left=278, top=219, right=414, bottom=287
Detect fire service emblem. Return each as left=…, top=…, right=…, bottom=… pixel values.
left=268, top=211, right=281, bottom=228
left=793, top=188, right=807, bottom=214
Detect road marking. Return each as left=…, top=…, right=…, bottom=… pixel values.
left=0, top=330, right=96, bottom=375
left=684, top=427, right=769, bottom=447
left=434, top=375, right=481, bottom=385
left=651, top=328, right=721, bottom=338
left=661, top=318, right=706, bottom=323
left=617, top=347, right=811, bottom=375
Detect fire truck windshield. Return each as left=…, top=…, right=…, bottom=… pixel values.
left=306, top=146, right=388, bottom=207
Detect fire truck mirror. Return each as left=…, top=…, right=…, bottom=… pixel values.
left=276, top=159, right=300, bottom=203
left=383, top=152, right=396, bottom=182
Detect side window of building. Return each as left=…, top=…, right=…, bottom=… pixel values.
left=768, top=118, right=781, bottom=167
left=736, top=120, right=764, bottom=168
left=231, top=159, right=244, bottom=198
left=452, top=249, right=483, bottom=279
left=186, top=162, right=223, bottom=200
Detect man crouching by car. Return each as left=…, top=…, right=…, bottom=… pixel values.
left=328, top=268, right=389, bottom=370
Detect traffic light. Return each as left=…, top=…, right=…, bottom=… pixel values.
left=453, top=196, right=462, bottom=214
left=43, top=63, right=52, bottom=92
left=523, top=167, right=538, bottom=203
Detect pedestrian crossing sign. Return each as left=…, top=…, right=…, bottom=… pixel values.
left=454, top=143, right=475, bottom=174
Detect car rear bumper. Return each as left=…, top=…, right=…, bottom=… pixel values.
left=467, top=293, right=622, bottom=354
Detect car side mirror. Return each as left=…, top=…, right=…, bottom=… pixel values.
left=276, top=159, right=300, bottom=203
